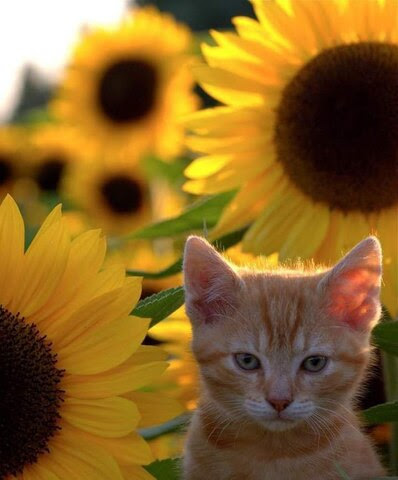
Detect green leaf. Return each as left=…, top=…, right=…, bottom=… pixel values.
left=143, top=155, right=189, bottom=185
left=126, top=226, right=248, bottom=279
left=132, top=286, right=185, bottom=327
left=140, top=414, right=189, bottom=441
left=213, top=226, right=249, bottom=250
left=372, top=321, right=398, bottom=356
left=145, top=458, right=180, bottom=480
left=363, top=401, right=398, bottom=424
left=13, top=107, right=55, bottom=125
left=125, top=191, right=236, bottom=240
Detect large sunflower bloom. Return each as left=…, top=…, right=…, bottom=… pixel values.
left=0, top=195, right=182, bottom=479
left=185, top=0, right=398, bottom=315
left=53, top=7, right=198, bottom=159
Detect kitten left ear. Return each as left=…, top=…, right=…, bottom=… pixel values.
left=183, top=236, right=241, bottom=324
left=318, top=236, right=382, bottom=331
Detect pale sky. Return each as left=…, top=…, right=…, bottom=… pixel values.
left=0, top=0, right=129, bottom=121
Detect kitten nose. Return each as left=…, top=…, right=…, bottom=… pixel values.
left=268, top=398, right=292, bottom=412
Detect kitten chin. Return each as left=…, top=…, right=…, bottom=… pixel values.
left=183, top=236, right=386, bottom=480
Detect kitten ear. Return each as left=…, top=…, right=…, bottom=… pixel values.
left=183, top=236, right=241, bottom=324
left=318, top=236, right=382, bottom=331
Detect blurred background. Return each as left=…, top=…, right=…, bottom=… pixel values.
left=0, top=0, right=254, bottom=122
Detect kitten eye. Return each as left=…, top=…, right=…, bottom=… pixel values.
left=234, top=353, right=261, bottom=371
left=301, top=355, right=328, bottom=373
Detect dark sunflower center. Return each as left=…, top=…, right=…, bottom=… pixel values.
left=275, top=42, right=398, bottom=212
left=36, top=157, right=66, bottom=192
left=0, top=306, right=64, bottom=477
left=98, top=58, right=158, bottom=124
left=0, top=155, right=14, bottom=185
left=100, top=174, right=144, bottom=215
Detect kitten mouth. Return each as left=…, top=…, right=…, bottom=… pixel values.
left=260, top=418, right=299, bottom=432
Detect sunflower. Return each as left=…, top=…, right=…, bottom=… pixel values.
left=53, top=7, right=198, bottom=159
left=184, top=0, right=398, bottom=316
left=0, top=126, right=24, bottom=196
left=66, top=157, right=151, bottom=234
left=0, top=194, right=182, bottom=479
left=25, top=124, right=86, bottom=195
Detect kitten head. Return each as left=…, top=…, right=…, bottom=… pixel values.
left=183, top=236, right=382, bottom=432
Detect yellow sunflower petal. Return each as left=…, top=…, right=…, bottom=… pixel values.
left=193, top=64, right=265, bottom=107
left=30, top=229, right=106, bottom=325
left=0, top=196, right=25, bottom=307
left=62, top=397, right=140, bottom=437
left=377, top=207, right=398, bottom=316
left=22, top=463, right=60, bottom=480
left=129, top=345, right=169, bottom=363
left=62, top=357, right=168, bottom=399
left=52, top=276, right=141, bottom=348
left=45, top=430, right=124, bottom=480
left=184, top=154, right=231, bottom=178
left=67, top=426, right=154, bottom=466
left=278, top=200, right=330, bottom=261
left=210, top=165, right=283, bottom=239
left=58, top=316, right=150, bottom=375
left=127, top=392, right=184, bottom=428
left=314, top=210, right=347, bottom=263
left=119, top=465, right=154, bottom=480
left=10, top=219, right=70, bottom=317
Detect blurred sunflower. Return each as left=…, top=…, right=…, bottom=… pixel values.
left=0, top=195, right=182, bottom=479
left=151, top=306, right=197, bottom=411
left=67, top=158, right=151, bottom=234
left=54, top=7, right=198, bottom=159
left=185, top=0, right=398, bottom=315
left=0, top=126, right=24, bottom=196
left=26, top=124, right=85, bottom=195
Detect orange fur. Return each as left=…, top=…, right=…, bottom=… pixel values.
left=183, top=236, right=386, bottom=480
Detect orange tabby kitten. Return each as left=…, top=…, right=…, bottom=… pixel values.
left=182, top=236, right=386, bottom=480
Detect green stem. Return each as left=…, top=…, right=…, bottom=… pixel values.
left=381, top=309, right=398, bottom=475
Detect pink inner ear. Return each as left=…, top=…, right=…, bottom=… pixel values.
left=327, top=268, right=380, bottom=329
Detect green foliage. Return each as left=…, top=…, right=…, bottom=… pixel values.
left=145, top=459, right=180, bottom=480
left=140, top=414, right=189, bottom=441
left=143, top=155, right=189, bottom=186
left=125, top=191, right=236, bottom=240
left=372, top=321, right=398, bottom=356
left=126, top=226, right=248, bottom=279
left=13, top=107, right=54, bottom=126
left=363, top=401, right=398, bottom=425
left=132, top=286, right=185, bottom=327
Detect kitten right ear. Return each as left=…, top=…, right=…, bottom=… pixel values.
left=183, top=236, right=241, bottom=324
left=318, top=236, right=382, bottom=331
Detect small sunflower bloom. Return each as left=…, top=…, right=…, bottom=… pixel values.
left=0, top=195, right=182, bottom=479
left=66, top=157, right=151, bottom=234
left=25, top=124, right=86, bottom=195
left=53, top=7, right=198, bottom=159
left=0, top=126, right=24, bottom=196
left=185, top=0, right=398, bottom=315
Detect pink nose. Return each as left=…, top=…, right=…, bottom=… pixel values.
left=268, top=398, right=292, bottom=412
